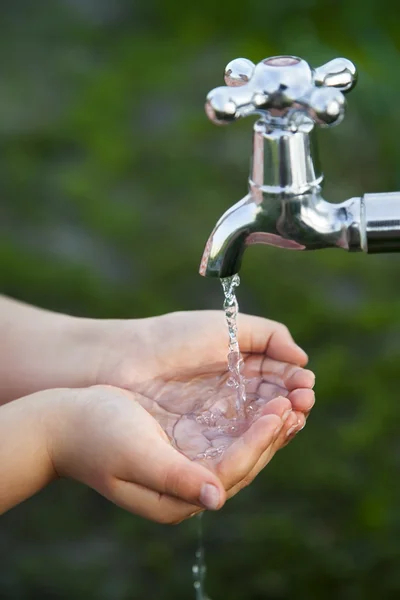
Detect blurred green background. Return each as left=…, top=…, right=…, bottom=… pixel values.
left=1, top=0, right=400, bottom=598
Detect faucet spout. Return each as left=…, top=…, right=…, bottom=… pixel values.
left=199, top=196, right=260, bottom=278
left=200, top=191, right=363, bottom=278
left=200, top=190, right=400, bottom=278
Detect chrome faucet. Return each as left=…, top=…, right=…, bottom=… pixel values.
left=199, top=55, right=400, bottom=278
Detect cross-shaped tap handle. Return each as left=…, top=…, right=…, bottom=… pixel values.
left=205, top=55, right=357, bottom=129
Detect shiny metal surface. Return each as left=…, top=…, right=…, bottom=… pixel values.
left=200, top=54, right=400, bottom=278
left=199, top=54, right=355, bottom=278
left=199, top=190, right=363, bottom=278
left=250, top=121, right=322, bottom=195
left=363, top=193, right=400, bottom=252
left=205, top=55, right=356, bottom=128
left=314, top=58, right=358, bottom=92
left=224, top=58, right=255, bottom=87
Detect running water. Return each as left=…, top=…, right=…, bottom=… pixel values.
left=193, top=274, right=250, bottom=461
left=192, top=275, right=248, bottom=600
left=221, top=274, right=247, bottom=418
left=192, top=513, right=209, bottom=600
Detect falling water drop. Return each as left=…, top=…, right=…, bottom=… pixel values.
left=192, top=513, right=210, bottom=600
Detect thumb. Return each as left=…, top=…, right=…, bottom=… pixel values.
left=238, top=314, right=308, bottom=366
left=124, top=437, right=226, bottom=511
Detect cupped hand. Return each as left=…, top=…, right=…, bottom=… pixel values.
left=92, top=311, right=315, bottom=505
left=48, top=385, right=227, bottom=524
left=48, top=378, right=311, bottom=525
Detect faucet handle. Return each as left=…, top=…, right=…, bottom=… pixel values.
left=314, top=58, right=357, bottom=92
left=224, top=58, right=256, bottom=87
left=205, top=55, right=357, bottom=129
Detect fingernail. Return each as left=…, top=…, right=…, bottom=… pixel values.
left=282, top=409, right=292, bottom=423
left=286, top=420, right=301, bottom=438
left=199, top=483, right=220, bottom=511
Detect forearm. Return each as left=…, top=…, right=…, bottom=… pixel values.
left=0, top=296, right=102, bottom=404
left=0, top=389, right=59, bottom=514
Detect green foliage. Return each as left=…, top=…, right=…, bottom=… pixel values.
left=1, top=0, right=400, bottom=597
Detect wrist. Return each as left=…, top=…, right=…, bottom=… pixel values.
left=59, top=315, right=109, bottom=388
left=0, top=388, right=65, bottom=513
left=0, top=309, right=109, bottom=403
left=15, top=310, right=150, bottom=396
left=87, top=316, right=153, bottom=388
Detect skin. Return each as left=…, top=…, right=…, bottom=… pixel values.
left=0, top=298, right=315, bottom=522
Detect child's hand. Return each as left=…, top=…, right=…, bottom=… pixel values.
left=47, top=385, right=227, bottom=523
left=0, top=384, right=307, bottom=522
left=49, top=384, right=304, bottom=523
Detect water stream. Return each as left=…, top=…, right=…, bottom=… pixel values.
left=192, top=513, right=209, bottom=600
left=192, top=274, right=246, bottom=599
left=221, top=274, right=247, bottom=417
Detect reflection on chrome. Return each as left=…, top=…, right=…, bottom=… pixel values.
left=200, top=55, right=400, bottom=278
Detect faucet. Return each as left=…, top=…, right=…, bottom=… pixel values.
left=199, top=55, right=400, bottom=278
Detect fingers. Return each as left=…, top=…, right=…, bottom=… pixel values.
left=214, top=397, right=291, bottom=491
left=237, top=313, right=308, bottom=366
left=286, top=368, right=315, bottom=391
left=226, top=409, right=304, bottom=498
left=287, top=388, right=315, bottom=414
left=280, top=411, right=307, bottom=448
left=243, top=356, right=314, bottom=391
left=117, top=434, right=226, bottom=512
left=217, top=415, right=282, bottom=490
left=108, top=399, right=310, bottom=523
left=244, top=355, right=315, bottom=414
left=256, top=380, right=315, bottom=413
left=105, top=478, right=203, bottom=525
